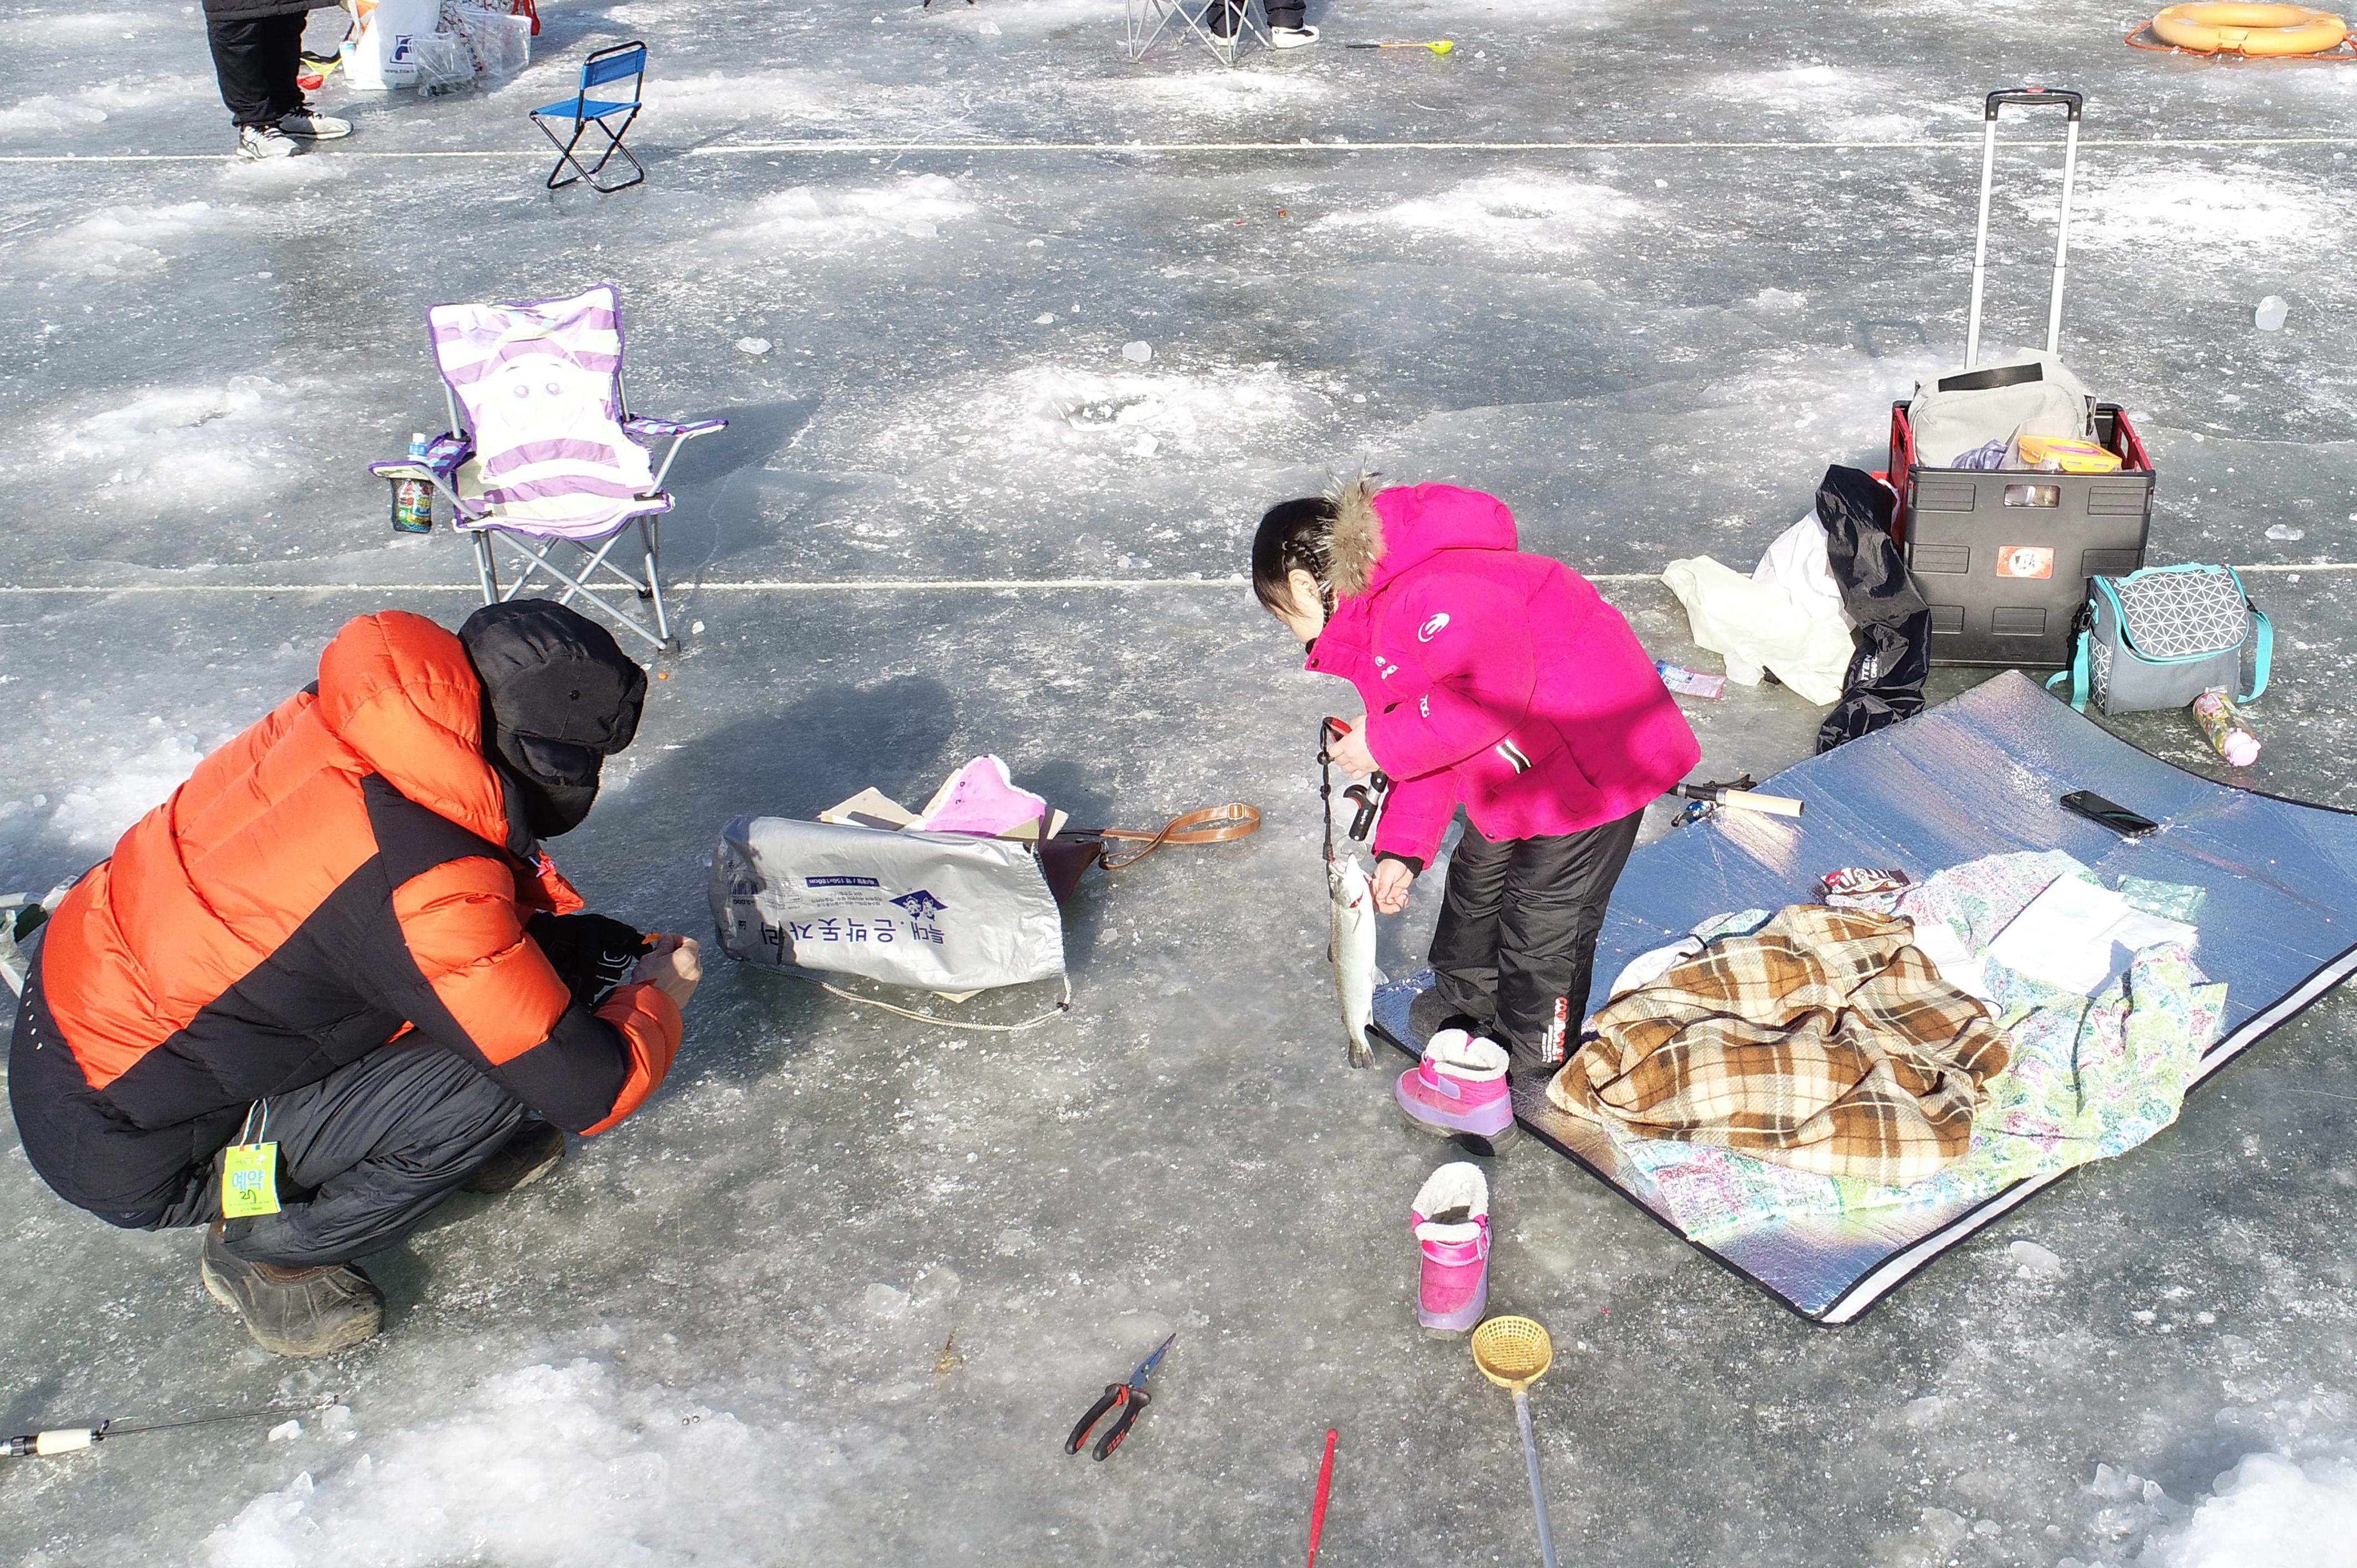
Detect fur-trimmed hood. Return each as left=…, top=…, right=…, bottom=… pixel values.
left=1325, top=478, right=1520, bottom=601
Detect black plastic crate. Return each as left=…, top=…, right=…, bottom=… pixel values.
left=1887, top=402, right=2154, bottom=669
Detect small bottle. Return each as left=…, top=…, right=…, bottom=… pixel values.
left=1655, top=661, right=1725, bottom=700
left=2193, top=689, right=2260, bottom=767
left=390, top=432, right=433, bottom=534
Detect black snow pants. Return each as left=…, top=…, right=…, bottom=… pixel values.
left=214, top=1043, right=527, bottom=1268
left=1424, top=809, right=1644, bottom=1079
left=205, top=11, right=309, bottom=129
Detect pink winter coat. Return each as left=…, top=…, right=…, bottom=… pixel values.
left=1304, top=480, right=1701, bottom=866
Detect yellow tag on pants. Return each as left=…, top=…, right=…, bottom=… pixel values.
left=220, top=1142, right=281, bottom=1219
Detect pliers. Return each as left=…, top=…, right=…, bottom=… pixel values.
left=1066, top=1332, right=1176, bottom=1462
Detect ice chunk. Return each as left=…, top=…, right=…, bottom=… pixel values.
left=1121, top=341, right=1152, bottom=363
left=2010, top=1239, right=2063, bottom=1277
left=2256, top=295, right=2289, bottom=332
left=267, top=1420, right=301, bottom=1442
left=862, top=1283, right=912, bottom=1321
left=2265, top=524, right=2305, bottom=542
left=735, top=337, right=772, bottom=355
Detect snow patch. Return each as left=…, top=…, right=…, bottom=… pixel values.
left=697, top=174, right=976, bottom=250
left=2070, top=168, right=2337, bottom=254
left=49, top=735, right=206, bottom=849
left=200, top=1361, right=847, bottom=1568
left=959, top=366, right=1308, bottom=458
left=1320, top=174, right=1643, bottom=252
left=47, top=375, right=320, bottom=513
left=0, top=75, right=210, bottom=133
left=642, top=68, right=841, bottom=125
left=1700, top=65, right=1944, bottom=141
left=23, top=202, right=239, bottom=277
left=1100, top=69, right=1331, bottom=118
left=2139, top=1449, right=2357, bottom=1566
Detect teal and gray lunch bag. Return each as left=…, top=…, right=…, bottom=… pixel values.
left=2053, top=563, right=2271, bottom=716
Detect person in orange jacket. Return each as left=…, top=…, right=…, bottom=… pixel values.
left=8, top=602, right=698, bottom=1356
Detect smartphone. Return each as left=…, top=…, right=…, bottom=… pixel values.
left=2061, top=790, right=2160, bottom=838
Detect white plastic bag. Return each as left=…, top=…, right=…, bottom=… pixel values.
left=342, top=0, right=440, bottom=90
left=440, top=0, right=531, bottom=78
left=709, top=817, right=1066, bottom=997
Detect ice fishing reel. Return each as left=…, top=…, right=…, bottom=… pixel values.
left=1319, top=718, right=1392, bottom=848
left=1669, top=775, right=1807, bottom=826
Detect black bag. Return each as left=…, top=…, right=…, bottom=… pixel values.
left=1814, top=466, right=1931, bottom=754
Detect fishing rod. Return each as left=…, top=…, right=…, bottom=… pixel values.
left=3, top=1392, right=342, bottom=1458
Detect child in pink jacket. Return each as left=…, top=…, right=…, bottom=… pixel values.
left=1255, top=478, right=1701, bottom=1084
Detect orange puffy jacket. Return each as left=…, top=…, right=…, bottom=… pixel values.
left=10, top=611, right=680, bottom=1224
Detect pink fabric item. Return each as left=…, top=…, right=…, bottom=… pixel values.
left=1412, top=1218, right=1490, bottom=1335
left=1396, top=1028, right=1514, bottom=1141
left=914, top=756, right=1048, bottom=837
left=1305, top=484, right=1702, bottom=865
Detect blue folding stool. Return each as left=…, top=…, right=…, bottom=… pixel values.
left=531, top=41, right=648, bottom=193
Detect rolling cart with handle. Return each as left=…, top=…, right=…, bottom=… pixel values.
left=1887, top=86, right=2156, bottom=669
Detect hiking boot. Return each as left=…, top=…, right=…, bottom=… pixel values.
left=276, top=107, right=351, bottom=140
left=1397, top=1029, right=1517, bottom=1147
left=462, top=1118, right=565, bottom=1194
left=236, top=123, right=299, bottom=161
left=200, top=1222, right=384, bottom=1358
left=1269, top=23, right=1319, bottom=47
left=1411, top=1163, right=1490, bottom=1338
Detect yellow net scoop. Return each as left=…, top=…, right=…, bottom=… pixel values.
left=1470, top=1315, right=1555, bottom=1392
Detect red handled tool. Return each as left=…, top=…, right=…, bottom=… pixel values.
left=1065, top=1332, right=1176, bottom=1462
left=1306, top=1427, right=1339, bottom=1565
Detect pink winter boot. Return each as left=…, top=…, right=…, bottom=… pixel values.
left=1396, top=1029, right=1516, bottom=1146
left=1411, top=1162, right=1490, bottom=1338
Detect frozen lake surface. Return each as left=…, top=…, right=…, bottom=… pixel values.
left=2, top=0, right=2355, bottom=1562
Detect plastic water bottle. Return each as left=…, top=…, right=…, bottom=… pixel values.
left=390, top=432, right=433, bottom=534
left=2255, top=295, right=2289, bottom=332
left=2192, top=689, right=2260, bottom=767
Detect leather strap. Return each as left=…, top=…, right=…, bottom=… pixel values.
left=1089, top=803, right=1263, bottom=870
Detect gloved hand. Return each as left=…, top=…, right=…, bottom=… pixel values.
left=527, top=911, right=653, bottom=1010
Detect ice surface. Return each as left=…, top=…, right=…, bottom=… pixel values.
left=1, top=0, right=2354, bottom=1563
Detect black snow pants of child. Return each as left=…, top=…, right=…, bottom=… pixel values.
left=1424, top=809, right=1643, bottom=1079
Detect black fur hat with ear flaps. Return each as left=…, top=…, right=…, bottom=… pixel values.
left=457, top=601, right=647, bottom=840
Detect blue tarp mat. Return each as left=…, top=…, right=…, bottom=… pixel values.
left=1371, top=671, right=2357, bottom=1324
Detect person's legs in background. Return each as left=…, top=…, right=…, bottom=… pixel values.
left=1264, top=0, right=1318, bottom=44
left=206, top=12, right=306, bottom=132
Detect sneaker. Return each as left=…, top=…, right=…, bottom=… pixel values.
left=236, top=123, right=299, bottom=161
left=1397, top=1028, right=1517, bottom=1147
left=200, top=1222, right=385, bottom=1358
left=462, top=1118, right=566, bottom=1194
left=1269, top=23, right=1319, bottom=47
left=276, top=108, right=351, bottom=140
left=1411, top=1163, right=1490, bottom=1338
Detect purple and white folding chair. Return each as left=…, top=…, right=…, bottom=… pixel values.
left=369, top=283, right=725, bottom=653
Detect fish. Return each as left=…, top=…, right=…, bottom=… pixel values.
left=1329, top=851, right=1379, bottom=1067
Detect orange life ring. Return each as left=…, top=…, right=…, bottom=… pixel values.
left=2150, top=2, right=2349, bottom=54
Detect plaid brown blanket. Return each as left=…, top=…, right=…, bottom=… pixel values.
left=1547, top=905, right=2010, bottom=1182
